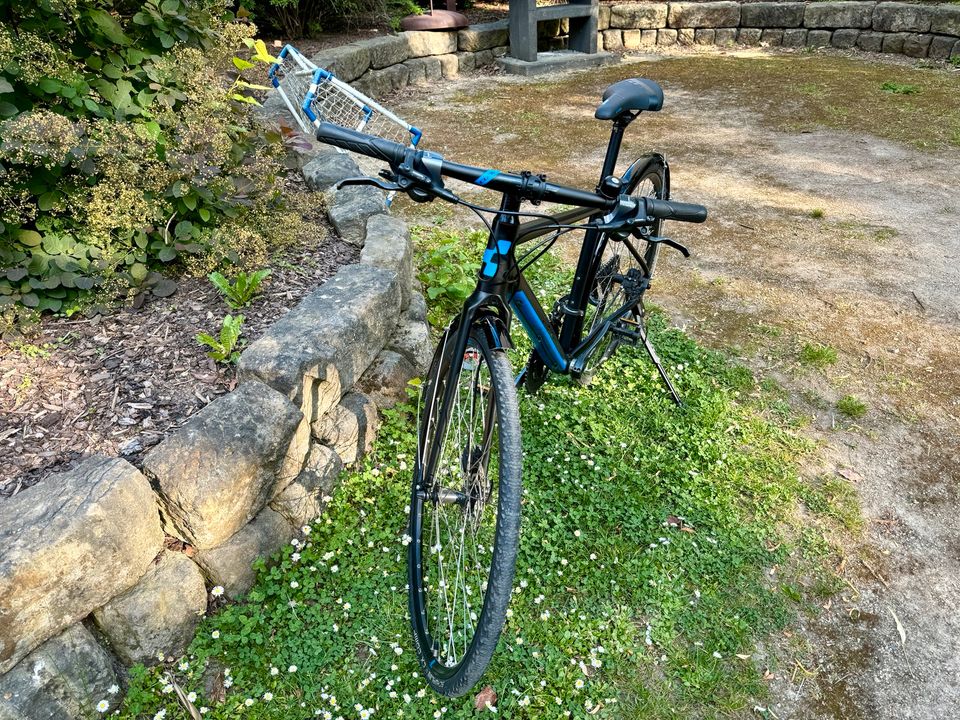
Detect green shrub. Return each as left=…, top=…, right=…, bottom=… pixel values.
left=239, top=0, right=423, bottom=38
left=0, top=1, right=299, bottom=315
left=413, top=226, right=484, bottom=327
left=209, top=268, right=272, bottom=308
left=196, top=313, right=245, bottom=363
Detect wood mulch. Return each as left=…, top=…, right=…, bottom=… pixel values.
left=0, top=178, right=358, bottom=500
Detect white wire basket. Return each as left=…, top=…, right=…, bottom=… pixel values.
left=268, top=44, right=422, bottom=148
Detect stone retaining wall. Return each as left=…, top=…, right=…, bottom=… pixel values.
left=0, top=94, right=432, bottom=720
left=598, top=2, right=960, bottom=58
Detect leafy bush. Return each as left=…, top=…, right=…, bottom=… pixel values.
left=196, top=313, right=245, bottom=363
left=240, top=0, right=422, bottom=38
left=209, top=268, right=272, bottom=308
left=413, top=226, right=484, bottom=327
left=0, top=1, right=301, bottom=314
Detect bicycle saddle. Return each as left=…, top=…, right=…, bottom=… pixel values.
left=595, top=78, right=664, bottom=120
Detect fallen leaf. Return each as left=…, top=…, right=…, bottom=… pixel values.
left=474, top=685, right=497, bottom=711
left=888, top=606, right=906, bottom=647
left=837, top=467, right=863, bottom=482
left=736, top=653, right=752, bottom=660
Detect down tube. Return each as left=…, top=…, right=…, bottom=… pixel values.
left=509, top=276, right=569, bottom=374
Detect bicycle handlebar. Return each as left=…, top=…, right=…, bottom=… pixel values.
left=315, top=121, right=708, bottom=225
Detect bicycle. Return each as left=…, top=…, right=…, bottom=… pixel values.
left=314, top=77, right=707, bottom=697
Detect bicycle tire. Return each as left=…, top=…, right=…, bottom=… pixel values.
left=579, top=158, right=667, bottom=379
left=408, top=325, right=522, bottom=697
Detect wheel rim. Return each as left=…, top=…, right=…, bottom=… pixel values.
left=580, top=171, right=663, bottom=376
left=411, top=338, right=501, bottom=677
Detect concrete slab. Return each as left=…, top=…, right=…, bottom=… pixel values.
left=496, top=50, right=618, bottom=76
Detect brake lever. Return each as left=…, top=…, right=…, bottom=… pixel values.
left=644, top=235, right=690, bottom=258
left=335, top=175, right=401, bottom=192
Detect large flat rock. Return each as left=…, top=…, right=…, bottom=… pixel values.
left=804, top=1, right=875, bottom=29
left=92, top=550, right=207, bottom=666
left=610, top=3, right=668, bottom=29
left=0, top=456, right=162, bottom=674
left=360, top=214, right=412, bottom=309
left=309, top=44, right=370, bottom=82
left=740, top=2, right=806, bottom=28
left=0, top=624, right=120, bottom=720
left=238, top=263, right=402, bottom=411
left=143, top=380, right=303, bottom=549
left=668, top=2, right=740, bottom=28
left=457, top=20, right=509, bottom=51
left=195, top=507, right=295, bottom=598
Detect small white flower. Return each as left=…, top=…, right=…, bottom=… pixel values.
left=343, top=602, right=351, bottom=611
left=713, top=651, right=722, bottom=659
left=211, top=586, right=224, bottom=598
left=394, top=646, right=403, bottom=655
left=302, top=525, right=312, bottom=534
left=270, top=666, right=279, bottom=676
left=96, top=700, right=110, bottom=713
left=200, top=708, right=209, bottom=715
left=289, top=665, right=298, bottom=673
left=223, top=678, right=233, bottom=688
left=153, top=711, right=167, bottom=720
left=290, top=580, right=300, bottom=589
left=331, top=565, right=339, bottom=573
left=292, top=552, right=301, bottom=562
left=245, top=698, right=255, bottom=707
left=211, top=630, right=220, bottom=639
left=179, top=661, right=189, bottom=671
left=162, top=684, right=173, bottom=694
left=107, top=685, right=119, bottom=696
left=574, top=530, right=581, bottom=537
left=263, top=692, right=273, bottom=701
left=575, top=679, right=584, bottom=689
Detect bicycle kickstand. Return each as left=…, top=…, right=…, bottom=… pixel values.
left=637, top=320, right=683, bottom=407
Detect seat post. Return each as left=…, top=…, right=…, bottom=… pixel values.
left=597, top=115, right=632, bottom=189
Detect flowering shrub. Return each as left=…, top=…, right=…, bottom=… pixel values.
left=0, top=1, right=301, bottom=314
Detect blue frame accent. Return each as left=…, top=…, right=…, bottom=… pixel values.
left=511, top=291, right=567, bottom=372
left=475, top=169, right=501, bottom=186
left=410, top=127, right=423, bottom=146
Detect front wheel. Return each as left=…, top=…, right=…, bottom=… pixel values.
left=408, top=325, right=522, bottom=697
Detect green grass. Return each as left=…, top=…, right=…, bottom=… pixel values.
left=808, top=208, right=825, bottom=220
left=117, top=245, right=852, bottom=720
left=880, top=81, right=920, bottom=95
left=836, top=394, right=868, bottom=419
left=799, top=342, right=838, bottom=369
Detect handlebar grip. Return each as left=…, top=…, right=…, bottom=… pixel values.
left=314, top=122, right=407, bottom=166
left=645, top=198, right=708, bottom=224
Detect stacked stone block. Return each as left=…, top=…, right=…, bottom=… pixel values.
left=597, top=1, right=960, bottom=60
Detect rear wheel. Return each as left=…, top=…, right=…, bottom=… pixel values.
left=408, top=325, right=522, bottom=697
left=579, top=159, right=667, bottom=379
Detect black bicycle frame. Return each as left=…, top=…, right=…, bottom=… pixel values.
left=421, top=119, right=651, bottom=484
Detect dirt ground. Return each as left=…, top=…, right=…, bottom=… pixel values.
left=385, top=48, right=960, bottom=719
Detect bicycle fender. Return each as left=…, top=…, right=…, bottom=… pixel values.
left=621, top=153, right=670, bottom=198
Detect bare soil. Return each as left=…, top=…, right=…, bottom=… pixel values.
left=387, top=47, right=960, bottom=718
left=0, top=183, right=357, bottom=499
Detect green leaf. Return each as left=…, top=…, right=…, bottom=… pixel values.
left=158, top=247, right=177, bottom=262
left=183, top=195, right=197, bottom=211
left=130, top=263, right=148, bottom=282
left=17, top=230, right=42, bottom=247
left=198, top=208, right=211, bottom=222
left=0, top=101, right=18, bottom=118
left=21, top=292, right=40, bottom=308
left=103, top=64, right=123, bottom=80
left=0, top=78, right=13, bottom=94
left=88, top=9, right=132, bottom=45
left=232, top=57, right=255, bottom=71
left=38, top=192, right=57, bottom=211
